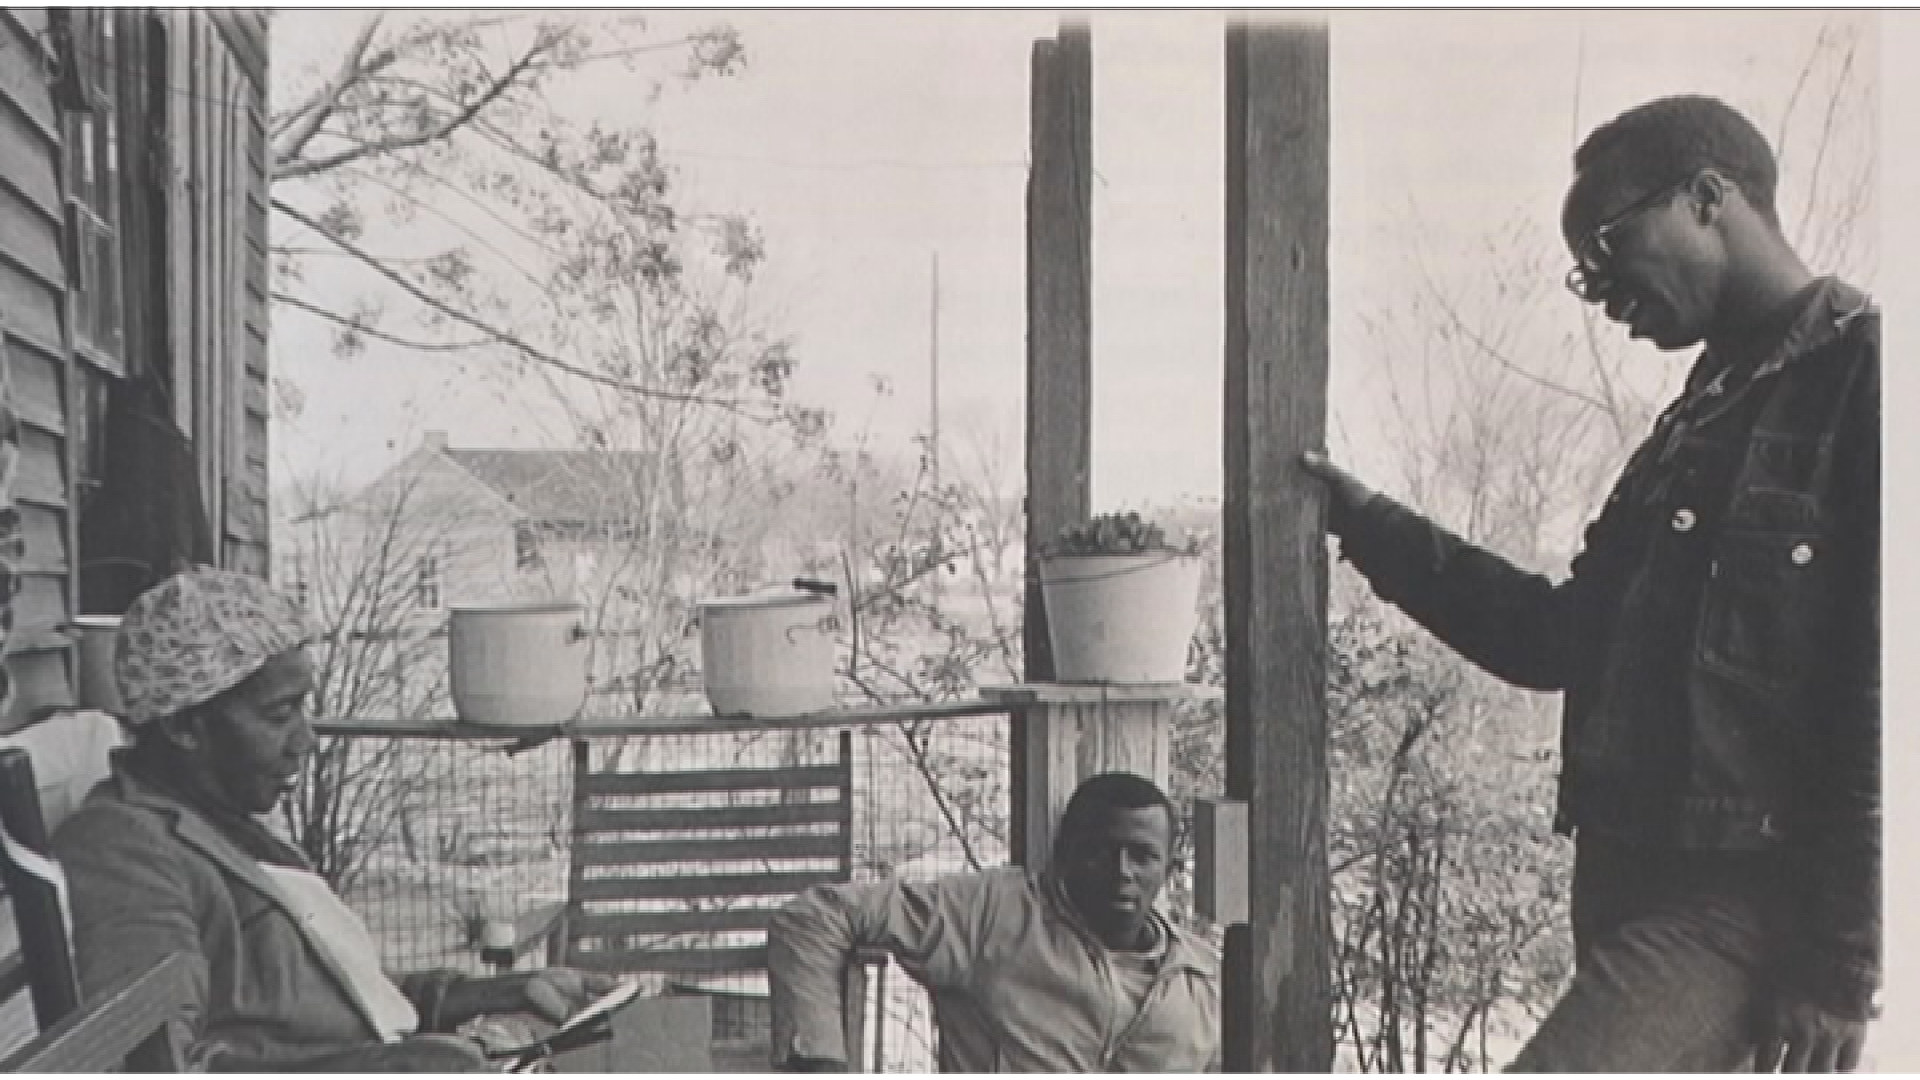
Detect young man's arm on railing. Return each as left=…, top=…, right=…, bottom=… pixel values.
left=768, top=871, right=1002, bottom=1070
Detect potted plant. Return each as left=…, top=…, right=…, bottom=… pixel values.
left=1036, top=512, right=1205, bottom=685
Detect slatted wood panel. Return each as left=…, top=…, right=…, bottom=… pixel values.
left=0, top=11, right=75, bottom=710
left=575, top=799, right=848, bottom=835
left=566, top=732, right=855, bottom=975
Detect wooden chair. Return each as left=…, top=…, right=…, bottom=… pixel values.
left=562, top=731, right=876, bottom=1071
left=0, top=748, right=185, bottom=1070
left=0, top=952, right=192, bottom=1072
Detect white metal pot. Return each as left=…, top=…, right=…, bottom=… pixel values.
left=697, top=588, right=839, bottom=717
left=448, top=603, right=588, bottom=727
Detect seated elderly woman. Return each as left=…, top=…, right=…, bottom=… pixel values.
left=53, top=568, right=616, bottom=1072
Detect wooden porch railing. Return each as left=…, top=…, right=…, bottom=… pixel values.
left=312, top=685, right=1209, bottom=1071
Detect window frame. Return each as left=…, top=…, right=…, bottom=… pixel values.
left=60, top=8, right=126, bottom=374
left=415, top=551, right=443, bottom=610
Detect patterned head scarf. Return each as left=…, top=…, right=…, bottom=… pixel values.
left=116, top=568, right=313, bottom=726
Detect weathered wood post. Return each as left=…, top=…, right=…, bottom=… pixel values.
left=1213, top=17, right=1333, bottom=1073
left=989, top=684, right=1202, bottom=869
left=1010, top=24, right=1204, bottom=866
left=1013, top=22, right=1093, bottom=867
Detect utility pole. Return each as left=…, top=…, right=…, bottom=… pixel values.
left=930, top=251, right=943, bottom=605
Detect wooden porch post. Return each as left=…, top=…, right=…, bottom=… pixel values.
left=1219, top=18, right=1332, bottom=1073
left=1014, top=22, right=1093, bottom=868
left=988, top=684, right=1190, bottom=870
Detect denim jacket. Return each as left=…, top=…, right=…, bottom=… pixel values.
left=1334, top=278, right=1880, bottom=1017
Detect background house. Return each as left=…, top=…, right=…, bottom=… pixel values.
left=280, top=431, right=824, bottom=717
left=0, top=8, right=270, bottom=720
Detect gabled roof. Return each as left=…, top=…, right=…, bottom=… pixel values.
left=442, top=449, right=659, bottom=522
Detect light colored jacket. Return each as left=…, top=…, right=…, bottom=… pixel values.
left=769, top=866, right=1219, bottom=1072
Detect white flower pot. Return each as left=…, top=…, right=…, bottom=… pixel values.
left=1037, top=553, right=1204, bottom=684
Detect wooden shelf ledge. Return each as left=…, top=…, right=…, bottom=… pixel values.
left=312, top=684, right=1220, bottom=742
left=313, top=696, right=1010, bottom=741
left=979, top=682, right=1221, bottom=706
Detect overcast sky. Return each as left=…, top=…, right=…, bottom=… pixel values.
left=272, top=9, right=1878, bottom=512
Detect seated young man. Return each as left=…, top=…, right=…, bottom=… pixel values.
left=769, top=772, right=1219, bottom=1072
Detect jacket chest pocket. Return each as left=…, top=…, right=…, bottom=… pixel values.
left=1698, top=510, right=1833, bottom=689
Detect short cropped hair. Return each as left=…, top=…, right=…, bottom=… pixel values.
left=1575, top=95, right=1779, bottom=225
left=1056, top=772, right=1176, bottom=847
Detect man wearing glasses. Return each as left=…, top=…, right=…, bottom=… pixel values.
left=1302, top=95, right=1879, bottom=1072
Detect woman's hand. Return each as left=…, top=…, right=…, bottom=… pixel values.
left=439, top=968, right=626, bottom=1029
left=515, top=967, right=626, bottom=1025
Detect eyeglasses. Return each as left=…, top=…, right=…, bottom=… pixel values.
left=1563, top=181, right=1690, bottom=303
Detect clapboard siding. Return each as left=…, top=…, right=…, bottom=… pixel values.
left=0, top=190, right=62, bottom=298
left=0, top=8, right=274, bottom=744
left=17, top=505, right=66, bottom=574
left=0, top=0, right=72, bottom=763
left=0, top=15, right=54, bottom=142
left=15, top=427, right=65, bottom=508
left=0, top=8, right=73, bottom=676
left=0, top=264, right=63, bottom=391
left=6, top=336, right=63, bottom=435
left=0, top=45, right=270, bottom=1016
left=14, top=573, right=66, bottom=632
left=0, top=106, right=60, bottom=220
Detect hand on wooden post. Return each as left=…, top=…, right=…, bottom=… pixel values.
left=1299, top=450, right=1378, bottom=531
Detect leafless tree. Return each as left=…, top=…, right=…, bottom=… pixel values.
left=275, top=469, right=489, bottom=892
left=269, top=12, right=827, bottom=430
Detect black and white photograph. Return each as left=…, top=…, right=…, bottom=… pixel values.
left=0, top=5, right=1905, bottom=1073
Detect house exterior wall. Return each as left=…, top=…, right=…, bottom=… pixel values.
left=0, top=11, right=77, bottom=686
left=0, top=10, right=269, bottom=716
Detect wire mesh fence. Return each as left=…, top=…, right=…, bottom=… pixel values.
left=312, top=711, right=1017, bottom=1072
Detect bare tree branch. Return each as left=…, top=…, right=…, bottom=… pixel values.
left=273, top=196, right=769, bottom=414
left=275, top=29, right=558, bottom=181
left=272, top=14, right=387, bottom=152
left=274, top=291, right=495, bottom=352
left=1797, top=31, right=1857, bottom=244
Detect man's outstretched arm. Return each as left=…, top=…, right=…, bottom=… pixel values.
left=1304, top=450, right=1615, bottom=692
left=768, top=872, right=1000, bottom=1069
